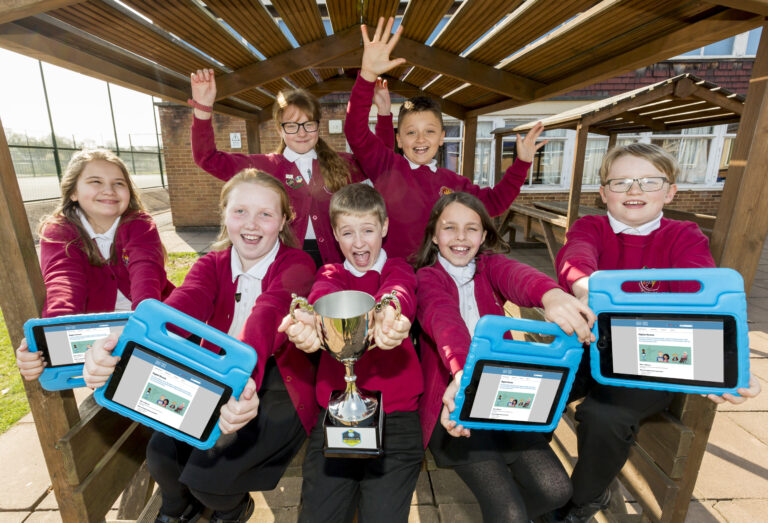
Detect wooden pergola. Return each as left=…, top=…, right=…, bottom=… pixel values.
left=1, top=1, right=768, bottom=521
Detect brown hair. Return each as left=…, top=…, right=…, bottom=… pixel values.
left=39, top=149, right=145, bottom=266
left=212, top=169, right=298, bottom=251
left=273, top=89, right=351, bottom=192
left=329, top=183, right=387, bottom=229
left=599, top=143, right=680, bottom=184
left=397, top=96, right=444, bottom=130
left=413, top=192, right=508, bottom=269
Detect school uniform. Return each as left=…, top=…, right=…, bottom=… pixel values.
left=555, top=213, right=715, bottom=505
left=191, top=115, right=395, bottom=266
left=345, top=74, right=533, bottom=260
left=39, top=211, right=174, bottom=317
left=299, top=253, right=424, bottom=523
left=145, top=243, right=318, bottom=514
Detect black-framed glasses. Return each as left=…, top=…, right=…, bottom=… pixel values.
left=280, top=121, right=319, bottom=134
left=604, top=177, right=669, bottom=193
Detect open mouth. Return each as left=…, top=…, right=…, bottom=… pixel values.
left=241, top=233, right=262, bottom=245
left=623, top=200, right=646, bottom=208
left=352, top=251, right=371, bottom=268
left=450, top=246, right=471, bottom=257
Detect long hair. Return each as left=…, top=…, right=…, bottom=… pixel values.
left=39, top=149, right=144, bottom=266
left=212, top=169, right=298, bottom=251
left=272, top=89, right=351, bottom=192
left=413, top=192, right=508, bottom=269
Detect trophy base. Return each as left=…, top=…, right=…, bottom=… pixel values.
left=323, top=391, right=383, bottom=458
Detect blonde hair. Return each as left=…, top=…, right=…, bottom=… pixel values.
left=212, top=169, right=298, bottom=251
left=39, top=149, right=145, bottom=266
left=272, top=89, right=351, bottom=192
left=599, top=143, right=680, bottom=185
left=329, top=183, right=387, bottom=229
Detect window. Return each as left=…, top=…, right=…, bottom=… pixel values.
left=675, top=28, right=761, bottom=58
left=500, top=126, right=567, bottom=187
left=473, top=121, right=494, bottom=186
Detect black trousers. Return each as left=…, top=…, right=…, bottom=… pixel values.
left=298, top=410, right=424, bottom=523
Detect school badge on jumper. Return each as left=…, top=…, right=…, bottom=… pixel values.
left=342, top=429, right=362, bottom=447
left=285, top=174, right=306, bottom=189
left=639, top=266, right=659, bottom=292
left=439, top=186, right=453, bottom=197
left=122, top=249, right=130, bottom=266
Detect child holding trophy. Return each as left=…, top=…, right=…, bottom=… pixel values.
left=279, top=183, right=423, bottom=522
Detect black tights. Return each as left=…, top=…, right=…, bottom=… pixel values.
left=453, top=447, right=572, bottom=523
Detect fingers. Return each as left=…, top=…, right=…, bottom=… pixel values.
left=16, top=338, right=45, bottom=381
left=83, top=336, right=121, bottom=389
left=739, top=374, right=761, bottom=398
left=220, top=380, right=260, bottom=434
left=277, top=314, right=293, bottom=333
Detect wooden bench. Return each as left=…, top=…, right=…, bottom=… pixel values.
left=497, top=203, right=568, bottom=265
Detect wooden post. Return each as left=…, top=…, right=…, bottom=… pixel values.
left=245, top=119, right=261, bottom=154
left=0, top=118, right=85, bottom=520
left=566, top=121, right=590, bottom=230
left=607, top=132, right=617, bottom=150
left=493, top=130, right=504, bottom=185
left=461, top=115, right=478, bottom=180
left=710, top=22, right=768, bottom=292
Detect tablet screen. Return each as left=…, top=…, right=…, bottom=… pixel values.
left=34, top=319, right=129, bottom=367
left=598, top=313, right=738, bottom=387
left=460, top=360, right=569, bottom=426
left=105, top=342, right=231, bottom=441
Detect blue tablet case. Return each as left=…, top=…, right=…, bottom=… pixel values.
left=589, top=268, right=749, bottom=395
left=24, top=312, right=132, bottom=391
left=451, top=315, right=584, bottom=432
left=94, top=299, right=257, bottom=449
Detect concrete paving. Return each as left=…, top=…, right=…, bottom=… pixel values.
left=3, top=190, right=767, bottom=522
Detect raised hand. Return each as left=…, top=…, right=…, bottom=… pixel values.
left=360, top=17, right=406, bottom=82
left=515, top=121, right=548, bottom=163
left=16, top=338, right=45, bottom=381
left=373, top=77, right=391, bottom=115
left=219, top=378, right=259, bottom=434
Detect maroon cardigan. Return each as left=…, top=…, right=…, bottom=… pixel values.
left=40, top=211, right=174, bottom=317
left=191, top=115, right=395, bottom=265
left=345, top=74, right=532, bottom=260
left=416, top=253, right=559, bottom=447
left=308, top=257, right=423, bottom=414
left=163, top=244, right=318, bottom=434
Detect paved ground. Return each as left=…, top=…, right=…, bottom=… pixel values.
left=2, top=189, right=766, bottom=522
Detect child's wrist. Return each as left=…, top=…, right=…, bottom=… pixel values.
left=360, top=70, right=378, bottom=83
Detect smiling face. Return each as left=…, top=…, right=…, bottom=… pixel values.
left=333, top=212, right=388, bottom=272
left=432, top=201, right=487, bottom=267
left=224, top=182, right=286, bottom=272
left=278, top=104, right=319, bottom=155
left=599, top=154, right=677, bottom=229
left=70, top=159, right=130, bottom=233
left=396, top=111, right=445, bottom=165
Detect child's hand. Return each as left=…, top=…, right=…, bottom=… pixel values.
left=440, top=371, right=471, bottom=438
left=360, top=17, right=406, bottom=82
left=706, top=373, right=761, bottom=405
left=219, top=378, right=259, bottom=434
left=190, top=68, right=216, bottom=119
left=373, top=77, right=391, bottom=115
left=541, top=288, right=596, bottom=343
left=278, top=311, right=321, bottom=353
left=16, top=338, right=45, bottom=381
left=515, top=121, right=548, bottom=163
left=83, top=333, right=121, bottom=389
left=373, top=306, right=411, bottom=350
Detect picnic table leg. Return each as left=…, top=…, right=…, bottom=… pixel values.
left=539, top=218, right=562, bottom=268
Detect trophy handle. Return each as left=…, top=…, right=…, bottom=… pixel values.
left=375, top=290, right=401, bottom=320
left=290, top=293, right=314, bottom=320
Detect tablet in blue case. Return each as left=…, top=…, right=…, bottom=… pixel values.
left=589, top=268, right=749, bottom=395
left=94, top=299, right=257, bottom=450
left=451, top=316, right=584, bottom=432
left=24, top=312, right=132, bottom=391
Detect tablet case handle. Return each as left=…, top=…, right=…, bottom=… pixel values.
left=473, top=315, right=578, bottom=350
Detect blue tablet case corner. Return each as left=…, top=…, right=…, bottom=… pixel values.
left=451, top=315, right=584, bottom=432
left=589, top=268, right=749, bottom=395
left=94, top=299, right=257, bottom=449
left=24, top=311, right=132, bottom=391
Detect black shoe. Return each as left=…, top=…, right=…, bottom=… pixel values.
left=209, top=495, right=255, bottom=523
left=545, top=489, right=611, bottom=523
left=155, top=501, right=203, bottom=523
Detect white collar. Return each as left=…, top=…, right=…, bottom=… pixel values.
left=230, top=240, right=280, bottom=282
left=344, top=249, right=388, bottom=277
left=282, top=147, right=317, bottom=163
left=405, top=156, right=438, bottom=173
left=76, top=207, right=120, bottom=241
left=437, top=253, right=476, bottom=285
left=607, top=211, right=663, bottom=236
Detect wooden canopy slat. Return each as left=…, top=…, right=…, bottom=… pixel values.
left=400, top=0, right=454, bottom=42
left=272, top=0, right=337, bottom=81
left=326, top=0, right=360, bottom=32
left=0, top=0, right=82, bottom=25
left=205, top=0, right=293, bottom=56
left=362, top=0, right=399, bottom=25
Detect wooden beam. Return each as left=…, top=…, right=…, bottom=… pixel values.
left=615, top=110, right=667, bottom=132
left=607, top=133, right=618, bottom=150
left=711, top=22, right=768, bottom=291
left=567, top=123, right=589, bottom=230
left=245, top=119, right=261, bottom=154
left=461, top=115, right=477, bottom=180
left=393, top=36, right=542, bottom=102
left=316, top=47, right=363, bottom=69
left=215, top=26, right=361, bottom=100
left=0, top=0, right=82, bottom=25
left=687, top=83, right=745, bottom=116
left=386, top=78, right=467, bottom=120
left=704, top=0, right=768, bottom=16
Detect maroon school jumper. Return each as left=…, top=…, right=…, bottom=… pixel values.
left=416, top=253, right=559, bottom=447
left=191, top=116, right=395, bottom=265
left=309, top=257, right=423, bottom=414
left=556, top=215, right=716, bottom=293
left=40, top=211, right=174, bottom=317
left=345, top=74, right=533, bottom=260
left=163, top=244, right=319, bottom=434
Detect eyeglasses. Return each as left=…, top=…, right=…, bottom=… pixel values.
left=604, top=177, right=669, bottom=193
left=280, top=121, right=319, bottom=134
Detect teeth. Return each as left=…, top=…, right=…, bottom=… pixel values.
left=242, top=234, right=260, bottom=241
